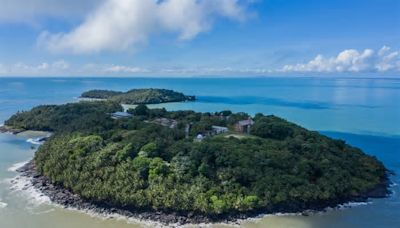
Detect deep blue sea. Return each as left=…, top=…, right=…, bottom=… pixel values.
left=0, top=77, right=399, bottom=228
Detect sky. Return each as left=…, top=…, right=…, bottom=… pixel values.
left=0, top=0, right=399, bottom=77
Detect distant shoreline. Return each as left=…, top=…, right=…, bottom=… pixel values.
left=17, top=160, right=392, bottom=226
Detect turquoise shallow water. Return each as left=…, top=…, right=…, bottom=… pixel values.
left=0, top=77, right=399, bottom=227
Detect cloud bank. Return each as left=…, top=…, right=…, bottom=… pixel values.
left=1, top=46, right=399, bottom=77
left=280, top=46, right=400, bottom=73
left=0, top=61, right=70, bottom=76
left=39, top=0, right=251, bottom=53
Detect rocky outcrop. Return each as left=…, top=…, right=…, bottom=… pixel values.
left=0, top=125, right=24, bottom=134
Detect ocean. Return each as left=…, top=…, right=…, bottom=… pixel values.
left=0, top=77, right=399, bottom=227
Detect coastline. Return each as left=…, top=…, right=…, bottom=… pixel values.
left=0, top=125, right=25, bottom=134
left=17, top=160, right=392, bottom=226
left=0, top=125, right=52, bottom=136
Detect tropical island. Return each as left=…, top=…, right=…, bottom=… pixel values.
left=80, top=88, right=196, bottom=104
left=1, top=90, right=390, bottom=225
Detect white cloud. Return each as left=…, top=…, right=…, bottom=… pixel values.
left=280, top=46, right=400, bottom=73
left=2, top=46, right=399, bottom=77
left=39, top=0, right=251, bottom=53
left=52, top=60, right=70, bottom=70
left=37, top=62, right=50, bottom=70
left=158, top=0, right=248, bottom=40
left=0, top=64, right=6, bottom=74
left=104, top=65, right=149, bottom=73
left=0, top=60, right=70, bottom=76
left=74, top=63, right=150, bottom=76
left=81, top=64, right=260, bottom=76
left=160, top=66, right=272, bottom=75
left=0, top=61, right=272, bottom=77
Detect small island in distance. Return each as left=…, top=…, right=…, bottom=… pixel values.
left=80, top=88, right=196, bottom=104
left=1, top=88, right=390, bottom=225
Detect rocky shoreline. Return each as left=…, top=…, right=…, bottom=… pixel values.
left=0, top=125, right=25, bottom=134
left=16, top=160, right=392, bottom=226
left=17, top=161, right=235, bottom=226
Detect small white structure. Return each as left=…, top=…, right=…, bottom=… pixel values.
left=212, top=126, right=229, bottom=134
left=152, top=118, right=178, bottom=129
left=194, top=134, right=205, bottom=142
left=111, top=112, right=133, bottom=119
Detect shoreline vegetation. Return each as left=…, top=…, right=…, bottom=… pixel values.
left=1, top=88, right=392, bottom=225
left=17, top=160, right=390, bottom=225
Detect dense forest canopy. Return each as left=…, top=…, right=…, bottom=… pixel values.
left=4, top=101, right=387, bottom=216
left=81, top=88, right=195, bottom=104
left=4, top=101, right=122, bottom=133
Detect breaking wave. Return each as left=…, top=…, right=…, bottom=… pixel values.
left=8, top=174, right=50, bottom=206
left=26, top=138, right=44, bottom=145
left=0, top=199, right=7, bottom=209
left=7, top=160, right=29, bottom=172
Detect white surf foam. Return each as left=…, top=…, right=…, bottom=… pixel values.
left=7, top=160, right=29, bottom=172
left=4, top=166, right=174, bottom=227
left=0, top=178, right=10, bottom=184
left=31, top=208, right=55, bottom=215
left=8, top=174, right=50, bottom=205
left=231, top=211, right=301, bottom=226
left=0, top=199, right=7, bottom=209
left=26, top=138, right=44, bottom=145
left=338, top=201, right=371, bottom=210
left=52, top=203, right=191, bottom=228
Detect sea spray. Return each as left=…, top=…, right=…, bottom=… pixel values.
left=30, top=208, right=56, bottom=215
left=26, top=138, right=44, bottom=145
left=338, top=201, right=371, bottom=210
left=7, top=160, right=30, bottom=172
left=0, top=199, right=7, bottom=209
left=8, top=174, right=50, bottom=206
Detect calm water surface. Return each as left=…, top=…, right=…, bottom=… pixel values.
left=0, top=77, right=399, bottom=228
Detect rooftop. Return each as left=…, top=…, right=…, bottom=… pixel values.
left=111, top=112, right=133, bottom=118
left=212, top=125, right=228, bottom=130
left=237, top=119, right=254, bottom=126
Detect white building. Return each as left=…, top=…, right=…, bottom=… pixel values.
left=212, top=126, right=229, bottom=134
